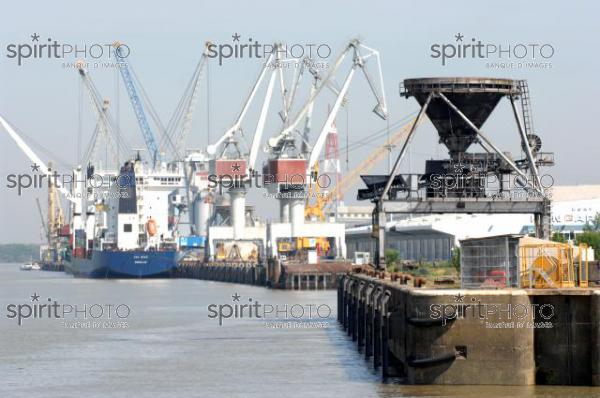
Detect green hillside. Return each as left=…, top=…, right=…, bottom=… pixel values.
left=0, top=244, right=40, bottom=263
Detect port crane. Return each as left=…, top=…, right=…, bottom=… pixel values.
left=35, top=198, right=49, bottom=243
left=206, top=43, right=283, bottom=167
left=304, top=117, right=421, bottom=220
left=0, top=115, right=89, bottom=254
left=76, top=60, right=127, bottom=169
left=0, top=116, right=78, bottom=204
left=113, top=42, right=163, bottom=167
left=205, top=44, right=314, bottom=258
left=262, top=39, right=389, bottom=260
left=267, top=39, right=388, bottom=174
left=162, top=41, right=212, bottom=160
left=161, top=42, right=213, bottom=236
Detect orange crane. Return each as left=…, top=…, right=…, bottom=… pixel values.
left=304, top=117, right=421, bottom=220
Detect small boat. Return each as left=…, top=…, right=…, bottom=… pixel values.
left=20, top=256, right=41, bottom=271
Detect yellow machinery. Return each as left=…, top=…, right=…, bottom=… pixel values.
left=519, top=241, right=589, bottom=288
left=305, top=162, right=326, bottom=221
left=47, top=161, right=64, bottom=240
left=215, top=242, right=259, bottom=262
left=216, top=242, right=226, bottom=260
left=277, top=241, right=293, bottom=253
left=277, top=237, right=331, bottom=257
left=296, top=237, right=330, bottom=254
left=37, top=162, right=65, bottom=263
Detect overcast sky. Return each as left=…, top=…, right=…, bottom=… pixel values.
left=1, top=0, right=599, bottom=243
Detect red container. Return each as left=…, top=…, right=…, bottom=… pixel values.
left=265, top=158, right=307, bottom=183
left=210, top=159, right=247, bottom=178
left=73, top=247, right=85, bottom=258
left=60, top=225, right=71, bottom=237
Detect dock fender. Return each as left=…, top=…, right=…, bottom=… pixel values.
left=407, top=352, right=456, bottom=368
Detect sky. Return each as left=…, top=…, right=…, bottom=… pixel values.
left=1, top=0, right=599, bottom=243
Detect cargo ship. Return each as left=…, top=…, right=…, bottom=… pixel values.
left=65, top=249, right=178, bottom=278
left=65, top=157, right=183, bottom=278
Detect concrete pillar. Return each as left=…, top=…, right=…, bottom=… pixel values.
left=199, top=195, right=212, bottom=236
left=280, top=199, right=290, bottom=223
left=592, top=291, right=600, bottom=385
left=229, top=187, right=246, bottom=240
left=193, top=193, right=212, bottom=237
left=375, top=210, right=386, bottom=270
left=290, top=198, right=305, bottom=237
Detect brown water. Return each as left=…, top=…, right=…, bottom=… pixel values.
left=1, top=264, right=599, bottom=398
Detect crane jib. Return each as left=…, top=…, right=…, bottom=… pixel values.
left=114, top=45, right=160, bottom=166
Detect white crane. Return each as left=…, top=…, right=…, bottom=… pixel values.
left=163, top=41, right=212, bottom=160
left=206, top=43, right=302, bottom=177
left=206, top=44, right=281, bottom=159
left=267, top=39, right=389, bottom=175
left=0, top=115, right=78, bottom=204
left=76, top=61, right=123, bottom=169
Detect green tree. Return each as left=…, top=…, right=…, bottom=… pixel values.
left=0, top=244, right=40, bottom=263
left=450, top=247, right=461, bottom=272
left=551, top=232, right=567, bottom=243
left=583, top=212, right=600, bottom=232
left=576, top=231, right=600, bottom=256
left=385, top=248, right=400, bottom=272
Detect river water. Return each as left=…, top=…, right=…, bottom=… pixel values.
left=1, top=264, right=600, bottom=398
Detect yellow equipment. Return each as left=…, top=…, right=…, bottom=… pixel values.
left=277, top=241, right=293, bottom=253
left=216, top=243, right=226, bottom=260
left=305, top=162, right=326, bottom=221
left=296, top=237, right=330, bottom=253
left=277, top=237, right=331, bottom=256
left=519, top=241, right=589, bottom=288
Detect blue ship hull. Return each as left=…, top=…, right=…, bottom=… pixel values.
left=66, top=250, right=178, bottom=278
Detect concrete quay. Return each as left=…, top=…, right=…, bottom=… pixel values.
left=338, top=272, right=600, bottom=385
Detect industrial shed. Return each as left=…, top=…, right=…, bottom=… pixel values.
left=345, top=213, right=531, bottom=263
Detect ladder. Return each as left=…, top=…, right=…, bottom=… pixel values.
left=519, top=80, right=534, bottom=136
